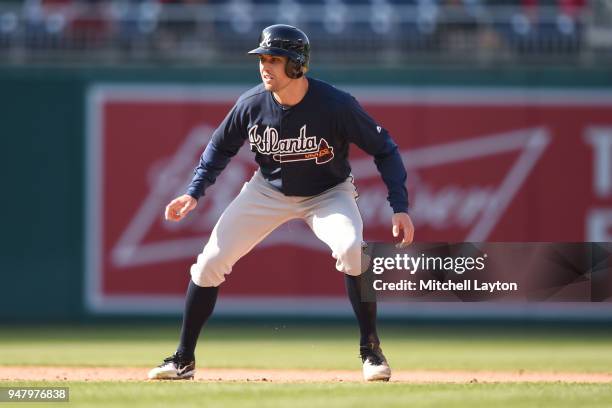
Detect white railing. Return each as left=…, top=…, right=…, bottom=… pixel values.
left=0, top=1, right=608, bottom=65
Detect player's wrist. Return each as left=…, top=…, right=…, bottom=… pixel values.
left=185, top=191, right=200, bottom=201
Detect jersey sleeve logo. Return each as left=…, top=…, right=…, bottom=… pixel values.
left=376, top=126, right=382, bottom=133
left=248, top=124, right=334, bottom=164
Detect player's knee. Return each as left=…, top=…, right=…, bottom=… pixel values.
left=335, top=239, right=364, bottom=276
left=190, top=249, right=231, bottom=287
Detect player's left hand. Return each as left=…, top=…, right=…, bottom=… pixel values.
left=391, top=212, right=414, bottom=248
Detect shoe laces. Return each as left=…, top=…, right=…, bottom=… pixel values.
left=161, top=353, right=193, bottom=367
left=162, top=355, right=177, bottom=364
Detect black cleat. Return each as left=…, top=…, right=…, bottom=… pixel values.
left=360, top=343, right=391, bottom=382
left=148, top=353, right=196, bottom=380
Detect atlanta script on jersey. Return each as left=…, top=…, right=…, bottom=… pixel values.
left=186, top=77, right=408, bottom=213
left=248, top=124, right=334, bottom=164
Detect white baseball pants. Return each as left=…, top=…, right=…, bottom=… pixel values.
left=190, top=170, right=363, bottom=287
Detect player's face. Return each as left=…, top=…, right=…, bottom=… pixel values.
left=259, top=54, right=292, bottom=92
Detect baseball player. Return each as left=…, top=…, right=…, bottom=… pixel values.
left=148, top=24, right=414, bottom=382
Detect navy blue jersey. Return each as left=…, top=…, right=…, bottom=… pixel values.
left=186, top=77, right=409, bottom=213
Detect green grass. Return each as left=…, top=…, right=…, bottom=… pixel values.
left=2, top=324, right=612, bottom=407
left=1, top=323, right=612, bottom=372
left=2, top=381, right=612, bottom=408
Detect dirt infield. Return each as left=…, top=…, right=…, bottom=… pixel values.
left=1, top=366, right=612, bottom=383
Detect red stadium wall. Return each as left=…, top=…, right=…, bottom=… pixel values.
left=85, top=85, right=612, bottom=314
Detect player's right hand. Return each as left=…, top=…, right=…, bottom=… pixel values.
left=165, top=194, right=198, bottom=222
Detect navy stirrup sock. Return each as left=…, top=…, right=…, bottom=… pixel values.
left=176, top=280, right=219, bottom=361
left=344, top=274, right=380, bottom=347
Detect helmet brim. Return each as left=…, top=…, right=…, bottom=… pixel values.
left=247, top=47, right=299, bottom=60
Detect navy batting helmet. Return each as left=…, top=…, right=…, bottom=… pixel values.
left=248, top=24, right=310, bottom=79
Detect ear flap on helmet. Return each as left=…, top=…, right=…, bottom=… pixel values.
left=285, top=58, right=303, bottom=79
